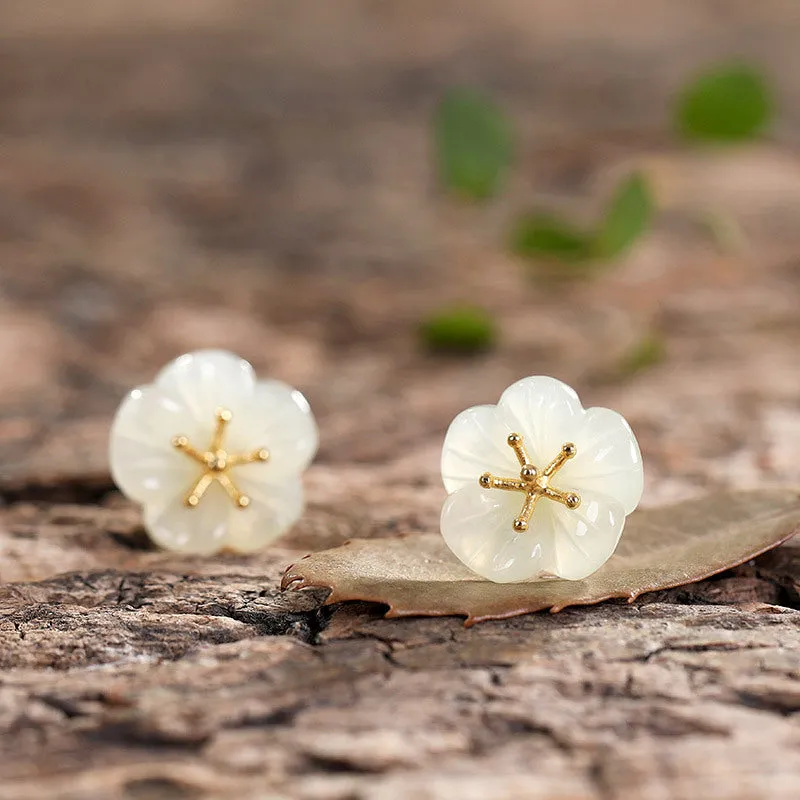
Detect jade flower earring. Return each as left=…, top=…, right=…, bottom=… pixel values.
left=109, top=350, right=318, bottom=554
left=440, top=376, right=643, bottom=583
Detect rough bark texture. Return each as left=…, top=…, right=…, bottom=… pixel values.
left=0, top=2, right=799, bottom=798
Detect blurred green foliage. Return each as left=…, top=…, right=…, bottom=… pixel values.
left=617, top=333, right=666, bottom=378
left=435, top=88, right=513, bottom=200
left=592, top=173, right=653, bottom=259
left=427, top=62, right=776, bottom=355
left=421, top=306, right=496, bottom=354
left=512, top=172, right=653, bottom=267
left=510, top=214, right=590, bottom=263
left=676, top=63, right=773, bottom=143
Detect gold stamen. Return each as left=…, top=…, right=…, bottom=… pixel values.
left=186, top=472, right=214, bottom=507
left=479, top=434, right=580, bottom=532
left=217, top=473, right=250, bottom=508
left=172, top=408, right=269, bottom=509
left=211, top=407, right=232, bottom=451
left=227, top=448, right=270, bottom=467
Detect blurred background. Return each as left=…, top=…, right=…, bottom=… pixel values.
left=1, top=0, right=799, bottom=526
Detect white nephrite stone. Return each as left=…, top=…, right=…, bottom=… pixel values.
left=440, top=376, right=643, bottom=583
left=109, top=350, right=318, bottom=554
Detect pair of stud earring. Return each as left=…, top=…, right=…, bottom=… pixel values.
left=110, top=350, right=643, bottom=584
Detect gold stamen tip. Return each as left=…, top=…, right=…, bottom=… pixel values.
left=237, top=495, right=251, bottom=508
left=172, top=435, right=189, bottom=449
left=565, top=493, right=581, bottom=509
left=562, top=442, right=577, bottom=457
left=256, top=449, right=270, bottom=462
left=215, top=407, right=233, bottom=422
left=520, top=465, right=537, bottom=481
left=479, top=473, right=493, bottom=488
left=187, top=495, right=200, bottom=507
left=513, top=518, right=528, bottom=532
left=507, top=433, right=522, bottom=446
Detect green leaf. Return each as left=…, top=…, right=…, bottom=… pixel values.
left=435, top=88, right=513, bottom=200
left=510, top=213, right=591, bottom=263
left=511, top=173, right=653, bottom=269
left=591, top=172, right=654, bottom=259
left=676, top=63, right=773, bottom=143
left=420, top=306, right=495, bottom=354
left=617, top=333, right=666, bottom=378
left=283, top=490, right=800, bottom=625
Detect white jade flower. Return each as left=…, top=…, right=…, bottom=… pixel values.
left=109, top=350, right=318, bottom=554
left=440, top=376, right=643, bottom=583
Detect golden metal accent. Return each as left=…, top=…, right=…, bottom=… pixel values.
left=479, top=434, right=580, bottom=532
left=172, top=407, right=269, bottom=509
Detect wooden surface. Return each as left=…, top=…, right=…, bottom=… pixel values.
left=0, top=2, right=799, bottom=798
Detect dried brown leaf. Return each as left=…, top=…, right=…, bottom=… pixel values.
left=282, top=490, right=800, bottom=625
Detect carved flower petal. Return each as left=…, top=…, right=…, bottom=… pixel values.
left=109, top=350, right=318, bottom=555
left=556, top=407, right=644, bottom=515
left=109, top=386, right=200, bottom=506
left=224, top=477, right=304, bottom=554
left=440, top=483, right=558, bottom=583
left=439, top=376, right=643, bottom=583
left=441, top=405, right=518, bottom=494
left=548, top=489, right=627, bottom=580
left=497, top=376, right=585, bottom=465
left=225, top=380, right=318, bottom=480
left=153, top=350, right=257, bottom=426
left=143, top=481, right=231, bottom=555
